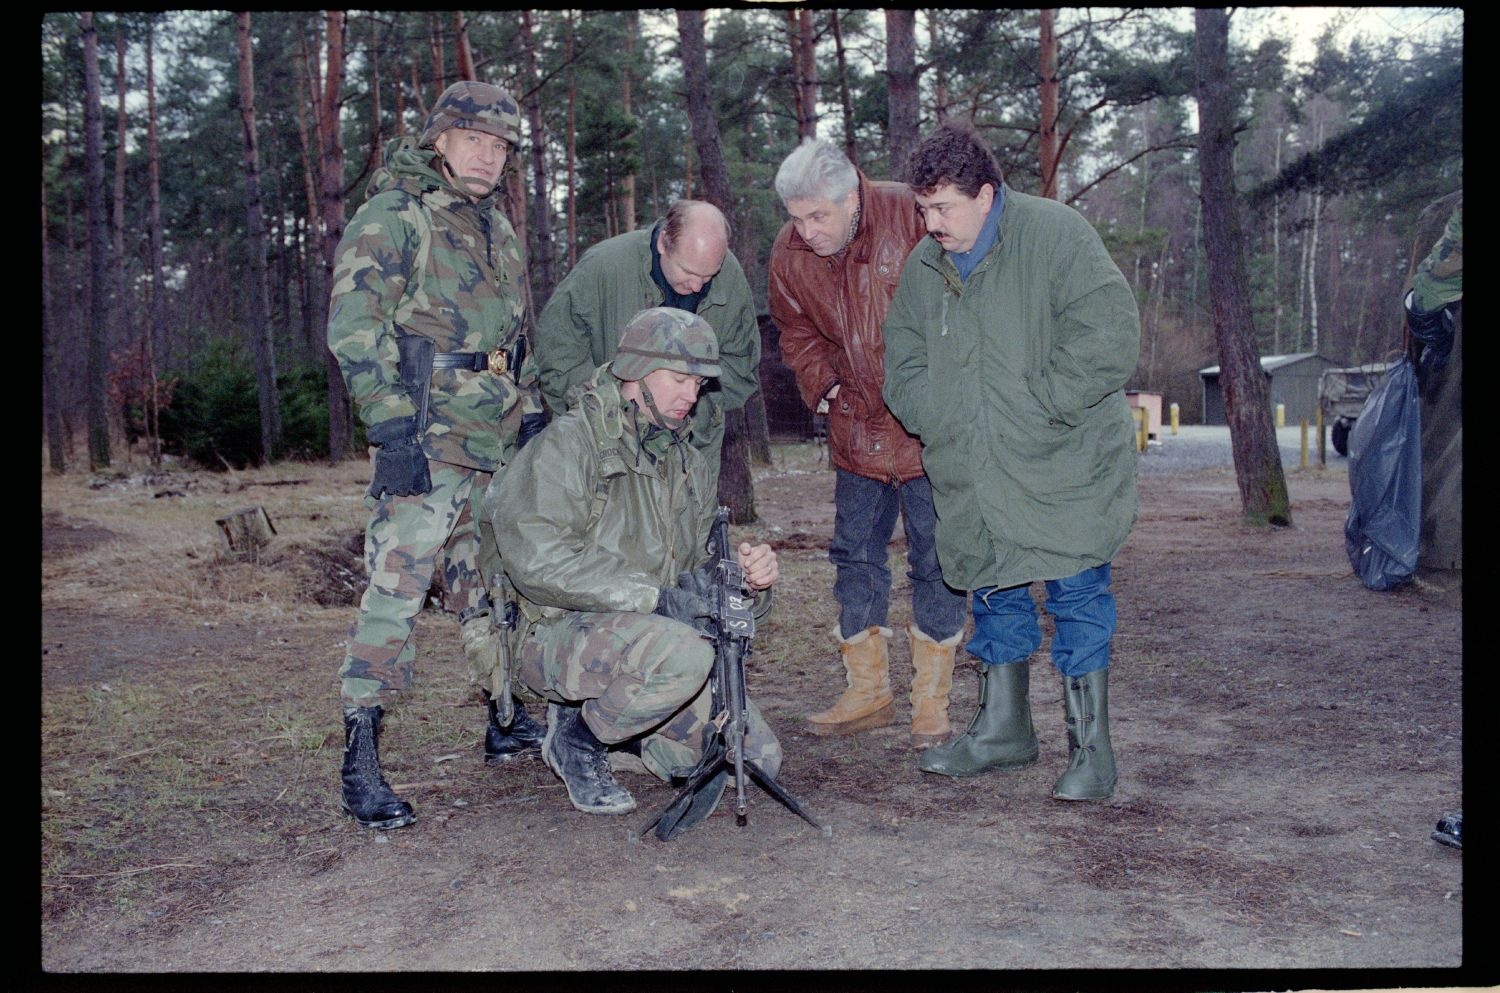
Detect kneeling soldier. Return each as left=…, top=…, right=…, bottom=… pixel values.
left=485, top=308, right=782, bottom=814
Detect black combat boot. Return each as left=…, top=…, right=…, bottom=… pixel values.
left=340, top=705, right=416, bottom=830
left=484, top=691, right=545, bottom=765
left=1431, top=810, right=1462, bottom=850
left=542, top=702, right=636, bottom=815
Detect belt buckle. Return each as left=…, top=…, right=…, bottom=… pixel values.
left=487, top=347, right=508, bottom=374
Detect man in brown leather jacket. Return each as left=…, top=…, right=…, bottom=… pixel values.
left=769, top=139, right=967, bottom=747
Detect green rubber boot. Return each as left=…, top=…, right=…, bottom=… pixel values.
left=917, top=661, right=1039, bottom=777
left=1052, top=669, right=1117, bottom=801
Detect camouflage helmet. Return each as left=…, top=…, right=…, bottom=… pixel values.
left=419, top=81, right=522, bottom=149
left=611, top=307, right=721, bottom=382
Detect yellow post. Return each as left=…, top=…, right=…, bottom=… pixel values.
left=1169, top=402, right=1180, bottom=435
left=1275, top=402, right=1285, bottom=428
left=1133, top=407, right=1147, bottom=452
left=1299, top=419, right=1309, bottom=469
left=1316, top=407, right=1326, bottom=465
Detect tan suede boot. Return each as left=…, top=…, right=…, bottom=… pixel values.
left=907, top=623, right=961, bottom=747
left=806, top=626, right=896, bottom=735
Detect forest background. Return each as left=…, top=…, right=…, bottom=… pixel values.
left=39, top=8, right=1463, bottom=499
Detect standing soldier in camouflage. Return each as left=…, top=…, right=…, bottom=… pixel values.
left=533, top=200, right=761, bottom=477
left=1406, top=197, right=1462, bottom=851
left=328, top=81, right=548, bottom=830
left=485, top=308, right=782, bottom=818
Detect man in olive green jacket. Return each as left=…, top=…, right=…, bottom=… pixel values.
left=883, top=123, right=1140, bottom=801
left=533, top=200, right=761, bottom=473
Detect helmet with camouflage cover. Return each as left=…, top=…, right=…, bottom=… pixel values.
left=419, top=81, right=522, bottom=149
left=611, top=308, right=721, bottom=382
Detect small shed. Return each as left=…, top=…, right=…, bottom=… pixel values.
left=1125, top=390, right=1163, bottom=440
left=1198, top=352, right=1340, bottom=426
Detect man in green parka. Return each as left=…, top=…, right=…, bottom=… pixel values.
left=487, top=307, right=782, bottom=819
left=533, top=200, right=761, bottom=475
left=327, top=81, right=548, bottom=830
left=882, top=123, right=1140, bottom=801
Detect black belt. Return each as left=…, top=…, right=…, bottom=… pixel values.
left=432, top=349, right=510, bottom=373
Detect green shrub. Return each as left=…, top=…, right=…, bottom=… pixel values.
left=276, top=361, right=333, bottom=460
left=156, top=342, right=340, bottom=469
left=157, top=340, right=262, bottom=469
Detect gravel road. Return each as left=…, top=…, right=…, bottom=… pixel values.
left=1136, top=423, right=1347, bottom=476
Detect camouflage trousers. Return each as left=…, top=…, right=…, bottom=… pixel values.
left=339, top=461, right=491, bottom=707
left=520, top=610, right=782, bottom=783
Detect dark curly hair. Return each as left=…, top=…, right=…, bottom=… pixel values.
left=907, top=123, right=1004, bottom=199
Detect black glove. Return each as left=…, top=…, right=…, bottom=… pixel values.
left=653, top=586, right=715, bottom=639
left=1404, top=291, right=1458, bottom=348
left=675, top=561, right=719, bottom=601
left=366, top=417, right=432, bottom=498
left=516, top=412, right=548, bottom=451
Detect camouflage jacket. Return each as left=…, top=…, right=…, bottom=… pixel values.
left=1409, top=200, right=1462, bottom=313
left=327, top=138, right=543, bottom=472
left=488, top=365, right=716, bottom=623
left=533, top=226, right=760, bottom=453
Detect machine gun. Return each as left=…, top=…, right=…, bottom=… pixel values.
left=640, top=506, right=824, bottom=841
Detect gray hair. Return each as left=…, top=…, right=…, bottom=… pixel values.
left=774, top=138, right=858, bottom=204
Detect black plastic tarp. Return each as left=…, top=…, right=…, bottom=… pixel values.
left=1344, top=357, right=1422, bottom=591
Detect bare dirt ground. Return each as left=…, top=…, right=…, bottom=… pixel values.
left=39, top=438, right=1478, bottom=990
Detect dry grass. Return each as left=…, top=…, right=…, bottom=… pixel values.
left=42, top=454, right=372, bottom=620
left=42, top=454, right=380, bottom=923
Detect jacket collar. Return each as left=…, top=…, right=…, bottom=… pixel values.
left=369, top=136, right=502, bottom=214
left=633, top=226, right=728, bottom=311
left=916, top=182, right=1011, bottom=283
left=576, top=364, right=694, bottom=474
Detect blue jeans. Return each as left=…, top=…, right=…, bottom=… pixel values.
left=966, top=563, right=1117, bottom=678
left=830, top=469, right=966, bottom=641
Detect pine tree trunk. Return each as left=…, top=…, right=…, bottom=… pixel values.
left=717, top=408, right=758, bottom=525
left=428, top=13, right=446, bottom=92
left=294, top=36, right=324, bottom=359
left=1194, top=8, right=1291, bottom=526
left=831, top=12, right=857, bottom=164
left=884, top=10, right=918, bottom=183
left=453, top=12, right=474, bottom=80
left=1038, top=9, right=1060, bottom=199
left=1271, top=130, right=1283, bottom=352
left=927, top=10, right=948, bottom=123
left=112, top=25, right=131, bottom=452
left=63, top=100, right=81, bottom=458
left=565, top=12, right=578, bottom=267
left=82, top=10, right=112, bottom=469
left=677, top=9, right=755, bottom=521
left=744, top=387, right=773, bottom=467
left=676, top=11, right=733, bottom=211
left=144, top=19, right=164, bottom=466
left=789, top=10, right=818, bottom=140
left=42, top=147, right=67, bottom=473
left=520, top=10, right=555, bottom=310
left=238, top=12, right=282, bottom=463
left=621, top=12, right=638, bottom=232
left=320, top=12, right=352, bottom=460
